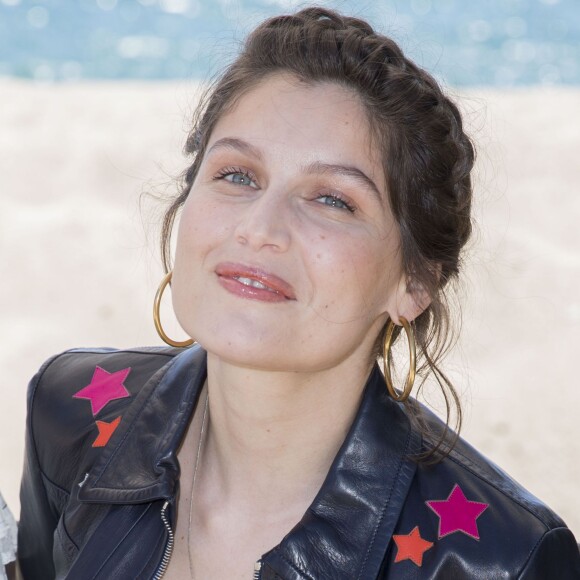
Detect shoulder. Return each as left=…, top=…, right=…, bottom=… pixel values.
left=390, top=405, right=580, bottom=577
left=26, top=346, right=184, bottom=494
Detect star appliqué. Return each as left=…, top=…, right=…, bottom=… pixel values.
left=426, top=483, right=489, bottom=540
left=92, top=416, right=122, bottom=448
left=73, top=366, right=131, bottom=416
left=393, top=526, right=433, bottom=567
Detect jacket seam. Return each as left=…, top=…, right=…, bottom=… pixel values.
left=28, top=351, right=77, bottom=499
left=40, top=471, right=71, bottom=499
left=272, top=548, right=314, bottom=580
left=87, top=483, right=167, bottom=494
left=55, top=513, right=79, bottom=567
left=445, top=452, right=553, bottom=530
left=514, top=527, right=567, bottom=578
left=357, top=425, right=412, bottom=580
left=62, top=510, right=79, bottom=552
left=133, top=518, right=168, bottom=579
left=89, top=503, right=156, bottom=578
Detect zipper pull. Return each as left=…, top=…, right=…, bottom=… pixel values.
left=253, top=559, right=263, bottom=579
left=78, top=472, right=89, bottom=488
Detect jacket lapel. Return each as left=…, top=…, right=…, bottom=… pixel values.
left=79, top=345, right=207, bottom=503
left=261, top=365, right=420, bottom=579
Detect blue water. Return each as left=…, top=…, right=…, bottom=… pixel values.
left=0, top=0, right=578, bottom=86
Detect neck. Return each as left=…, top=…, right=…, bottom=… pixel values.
left=198, top=352, right=374, bottom=516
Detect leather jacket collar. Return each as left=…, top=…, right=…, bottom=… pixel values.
left=78, top=345, right=421, bottom=579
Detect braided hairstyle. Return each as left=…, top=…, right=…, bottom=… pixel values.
left=161, top=6, right=475, bottom=459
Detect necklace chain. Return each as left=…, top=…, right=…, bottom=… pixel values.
left=187, top=388, right=209, bottom=579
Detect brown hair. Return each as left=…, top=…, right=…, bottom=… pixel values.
left=160, top=6, right=475, bottom=459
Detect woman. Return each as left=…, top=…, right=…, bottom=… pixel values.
left=17, top=6, right=580, bottom=579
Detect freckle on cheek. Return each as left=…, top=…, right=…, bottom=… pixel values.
left=319, top=235, right=326, bottom=240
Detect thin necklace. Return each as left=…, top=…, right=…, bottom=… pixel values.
left=187, top=388, right=209, bottom=579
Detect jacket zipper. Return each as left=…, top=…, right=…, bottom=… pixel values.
left=152, top=501, right=174, bottom=579
left=151, top=501, right=262, bottom=579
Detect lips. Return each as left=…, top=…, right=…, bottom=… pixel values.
left=215, top=262, right=296, bottom=302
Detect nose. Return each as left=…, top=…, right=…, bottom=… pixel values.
left=234, top=190, right=291, bottom=252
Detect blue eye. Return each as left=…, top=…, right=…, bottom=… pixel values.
left=316, top=194, right=355, bottom=213
left=225, top=173, right=254, bottom=186
left=214, top=167, right=258, bottom=188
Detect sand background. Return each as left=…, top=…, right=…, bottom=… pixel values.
left=0, top=80, right=578, bottom=538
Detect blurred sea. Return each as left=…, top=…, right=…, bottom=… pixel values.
left=0, top=0, right=578, bottom=86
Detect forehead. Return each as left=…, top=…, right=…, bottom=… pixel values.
left=208, top=74, right=385, bottom=186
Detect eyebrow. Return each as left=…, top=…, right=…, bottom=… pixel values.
left=206, top=137, right=382, bottom=200
left=207, top=137, right=264, bottom=162
left=305, top=161, right=382, bottom=201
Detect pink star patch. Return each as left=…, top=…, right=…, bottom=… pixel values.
left=73, top=366, right=131, bottom=416
left=426, top=483, right=488, bottom=540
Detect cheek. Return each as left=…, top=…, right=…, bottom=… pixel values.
left=307, top=233, right=385, bottom=303
left=320, top=232, right=400, bottom=311
left=173, top=199, right=222, bottom=305
left=175, top=196, right=232, bottom=260
left=361, top=238, right=403, bottom=309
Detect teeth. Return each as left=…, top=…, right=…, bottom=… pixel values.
left=235, top=276, right=271, bottom=290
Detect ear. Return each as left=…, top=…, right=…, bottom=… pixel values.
left=387, top=274, right=433, bottom=325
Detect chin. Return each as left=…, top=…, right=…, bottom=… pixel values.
left=201, top=331, right=357, bottom=374
left=198, top=328, right=292, bottom=371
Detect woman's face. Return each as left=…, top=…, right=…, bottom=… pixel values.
left=172, top=74, right=414, bottom=372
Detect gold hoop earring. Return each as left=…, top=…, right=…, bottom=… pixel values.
left=153, top=271, right=195, bottom=348
left=383, top=316, right=416, bottom=402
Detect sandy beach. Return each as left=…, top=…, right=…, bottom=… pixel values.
left=1, top=79, right=578, bottom=540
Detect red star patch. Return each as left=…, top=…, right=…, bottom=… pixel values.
left=426, top=484, right=489, bottom=540
left=92, top=416, right=122, bottom=448
left=73, top=366, right=131, bottom=415
left=393, top=526, right=433, bottom=567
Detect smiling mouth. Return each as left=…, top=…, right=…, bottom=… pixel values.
left=215, top=262, right=296, bottom=302
left=233, top=276, right=273, bottom=290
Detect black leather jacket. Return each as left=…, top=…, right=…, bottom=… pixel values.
left=18, top=345, right=580, bottom=579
